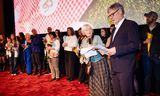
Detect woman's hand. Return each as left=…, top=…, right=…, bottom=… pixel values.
left=62, top=42, right=68, bottom=47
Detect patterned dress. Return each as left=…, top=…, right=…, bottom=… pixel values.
left=80, top=35, right=113, bottom=96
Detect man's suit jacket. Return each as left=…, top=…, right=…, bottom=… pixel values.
left=109, top=19, right=140, bottom=73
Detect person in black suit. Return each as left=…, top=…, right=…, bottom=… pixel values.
left=106, top=3, right=140, bottom=96
left=31, top=29, right=43, bottom=76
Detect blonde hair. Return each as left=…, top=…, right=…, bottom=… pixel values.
left=25, top=33, right=31, bottom=40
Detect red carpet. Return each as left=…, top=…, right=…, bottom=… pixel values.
left=0, top=72, right=89, bottom=96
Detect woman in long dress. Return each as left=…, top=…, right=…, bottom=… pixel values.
left=23, top=33, right=32, bottom=75
left=80, top=24, right=113, bottom=96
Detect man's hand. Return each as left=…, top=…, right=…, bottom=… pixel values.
left=106, top=47, right=116, bottom=56
left=143, top=38, right=151, bottom=44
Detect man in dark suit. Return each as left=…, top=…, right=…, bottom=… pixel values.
left=106, top=3, right=140, bottom=96
left=31, top=29, right=43, bottom=76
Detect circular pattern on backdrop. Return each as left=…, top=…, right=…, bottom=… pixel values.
left=39, top=0, right=59, bottom=16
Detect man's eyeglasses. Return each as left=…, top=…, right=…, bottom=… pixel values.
left=108, top=9, right=119, bottom=18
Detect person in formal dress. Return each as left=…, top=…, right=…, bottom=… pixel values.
left=80, top=24, right=113, bottom=96
left=106, top=3, right=140, bottom=96
left=62, top=27, right=78, bottom=81
left=23, top=33, right=32, bottom=75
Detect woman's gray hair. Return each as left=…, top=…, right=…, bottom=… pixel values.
left=81, top=23, right=93, bottom=33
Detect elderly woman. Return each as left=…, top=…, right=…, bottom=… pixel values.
left=80, top=24, right=113, bottom=96
left=23, top=33, right=32, bottom=75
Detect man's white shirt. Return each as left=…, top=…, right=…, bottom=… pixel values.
left=112, top=18, right=125, bottom=41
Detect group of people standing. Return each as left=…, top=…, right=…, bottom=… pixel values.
left=0, top=2, right=160, bottom=96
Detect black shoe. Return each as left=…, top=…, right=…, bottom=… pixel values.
left=0, top=66, right=2, bottom=72
left=2, top=66, right=5, bottom=71
left=14, top=72, right=19, bottom=75
left=67, top=78, right=70, bottom=81
left=67, top=78, right=73, bottom=81
left=28, top=73, right=32, bottom=75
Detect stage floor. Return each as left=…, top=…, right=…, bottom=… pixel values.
left=0, top=71, right=89, bottom=96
